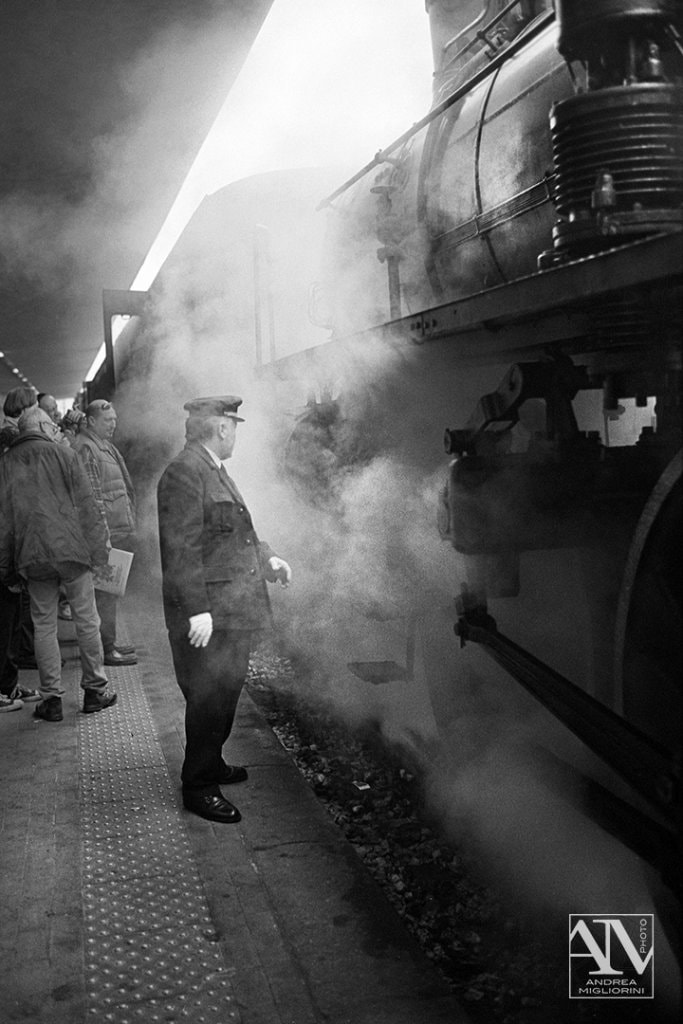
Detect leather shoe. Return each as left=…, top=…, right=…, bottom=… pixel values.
left=183, top=791, right=241, bottom=824
left=33, top=697, right=63, bottom=722
left=83, top=689, right=118, bottom=714
left=104, top=649, right=138, bottom=666
left=115, top=644, right=136, bottom=656
left=219, top=764, right=248, bottom=784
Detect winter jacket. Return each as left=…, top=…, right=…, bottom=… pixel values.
left=72, top=428, right=136, bottom=545
left=0, top=433, right=109, bottom=583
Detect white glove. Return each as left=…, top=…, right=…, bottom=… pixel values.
left=267, top=556, right=292, bottom=587
left=188, top=612, right=213, bottom=648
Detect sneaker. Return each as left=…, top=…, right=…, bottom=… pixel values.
left=83, top=689, right=118, bottom=714
left=33, top=697, right=63, bottom=722
left=58, top=603, right=72, bottom=620
left=0, top=694, right=23, bottom=713
left=10, top=685, right=41, bottom=703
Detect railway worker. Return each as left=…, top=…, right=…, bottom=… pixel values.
left=73, top=399, right=138, bottom=666
left=0, top=406, right=116, bottom=721
left=157, top=395, right=292, bottom=824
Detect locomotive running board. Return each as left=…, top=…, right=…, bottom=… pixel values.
left=398, top=231, right=683, bottom=348
left=454, top=605, right=679, bottom=821
left=258, top=231, right=682, bottom=380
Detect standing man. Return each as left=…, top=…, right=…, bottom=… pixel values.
left=157, top=395, right=291, bottom=824
left=0, top=406, right=116, bottom=721
left=73, top=399, right=137, bottom=666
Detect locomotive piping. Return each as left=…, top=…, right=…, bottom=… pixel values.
left=454, top=608, right=680, bottom=818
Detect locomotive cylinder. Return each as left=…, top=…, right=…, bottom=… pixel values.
left=548, top=0, right=683, bottom=258
left=549, top=84, right=683, bottom=254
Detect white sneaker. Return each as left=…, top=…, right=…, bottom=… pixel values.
left=0, top=694, right=23, bottom=713
left=11, top=685, right=41, bottom=703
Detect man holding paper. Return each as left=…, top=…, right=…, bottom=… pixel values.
left=0, top=406, right=116, bottom=721
left=74, top=399, right=138, bottom=666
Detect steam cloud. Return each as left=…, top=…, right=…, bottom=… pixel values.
left=4, top=0, right=671, bottom=1008
left=109, top=158, right=680, bottom=1013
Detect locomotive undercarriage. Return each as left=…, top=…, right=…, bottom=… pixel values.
left=294, top=1, right=683, bottom=882
left=277, top=224, right=682, bottom=884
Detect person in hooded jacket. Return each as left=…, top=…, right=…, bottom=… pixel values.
left=0, top=385, right=40, bottom=710
left=0, top=405, right=117, bottom=721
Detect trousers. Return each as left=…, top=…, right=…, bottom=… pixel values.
left=168, top=627, right=252, bottom=791
left=95, top=588, right=118, bottom=654
left=0, top=583, right=19, bottom=696
left=95, top=537, right=135, bottom=653
left=27, top=567, right=108, bottom=699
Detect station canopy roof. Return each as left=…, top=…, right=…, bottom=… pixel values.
left=0, top=0, right=273, bottom=402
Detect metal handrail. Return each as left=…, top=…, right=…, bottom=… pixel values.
left=316, top=8, right=555, bottom=211
left=442, top=0, right=524, bottom=70
left=441, top=3, right=490, bottom=55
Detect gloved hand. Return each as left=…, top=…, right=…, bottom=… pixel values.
left=188, top=612, right=213, bottom=648
left=267, top=556, right=292, bottom=587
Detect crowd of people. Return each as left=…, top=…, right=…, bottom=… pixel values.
left=0, top=386, right=136, bottom=721
left=1, top=385, right=292, bottom=824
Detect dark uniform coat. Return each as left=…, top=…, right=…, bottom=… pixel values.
left=157, top=441, right=275, bottom=633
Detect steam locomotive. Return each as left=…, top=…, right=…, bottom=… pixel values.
left=268, top=0, right=682, bottom=886
left=99, top=0, right=681, bottom=890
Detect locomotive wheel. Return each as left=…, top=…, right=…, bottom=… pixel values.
left=615, top=451, right=682, bottom=756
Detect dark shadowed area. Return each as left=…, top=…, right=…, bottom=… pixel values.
left=0, top=0, right=273, bottom=399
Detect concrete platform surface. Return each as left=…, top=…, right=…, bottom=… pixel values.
left=0, top=584, right=470, bottom=1024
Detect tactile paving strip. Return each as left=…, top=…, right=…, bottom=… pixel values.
left=78, top=666, right=241, bottom=1023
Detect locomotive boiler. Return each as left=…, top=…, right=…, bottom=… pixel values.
left=97, top=0, right=681, bottom=895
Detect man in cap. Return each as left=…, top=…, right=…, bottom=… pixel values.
left=73, top=399, right=137, bottom=665
left=157, top=395, right=291, bottom=823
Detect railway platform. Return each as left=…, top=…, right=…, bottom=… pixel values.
left=0, top=580, right=469, bottom=1024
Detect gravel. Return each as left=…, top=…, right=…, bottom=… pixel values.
left=247, top=645, right=665, bottom=1024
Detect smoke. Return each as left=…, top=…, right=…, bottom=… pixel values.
left=0, top=1, right=272, bottom=397
left=85, top=8, right=679, bottom=1009
left=107, top=158, right=682, bottom=1017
